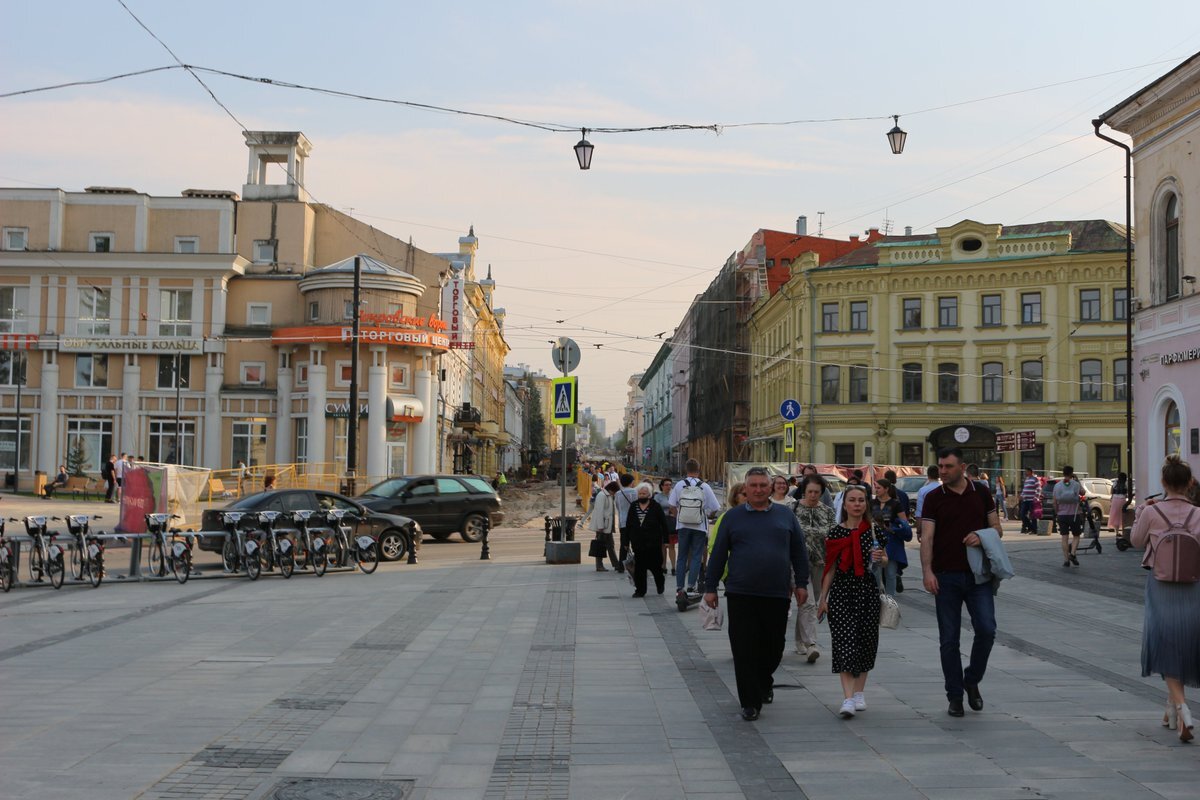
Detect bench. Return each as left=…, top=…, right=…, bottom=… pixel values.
left=67, top=476, right=94, bottom=501
left=208, top=478, right=235, bottom=500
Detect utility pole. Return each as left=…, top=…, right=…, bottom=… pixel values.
left=174, top=352, right=183, bottom=464
left=13, top=351, right=23, bottom=493
left=346, top=255, right=362, bottom=495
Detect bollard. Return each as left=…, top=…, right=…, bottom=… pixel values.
left=543, top=515, right=552, bottom=544
left=479, top=515, right=491, bottom=560
left=407, top=530, right=419, bottom=565
left=128, top=535, right=142, bottom=579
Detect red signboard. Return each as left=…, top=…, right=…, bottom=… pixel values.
left=0, top=334, right=38, bottom=350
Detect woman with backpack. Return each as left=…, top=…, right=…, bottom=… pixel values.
left=1131, top=455, right=1200, bottom=743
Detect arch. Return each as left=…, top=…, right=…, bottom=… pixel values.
left=1150, top=178, right=1183, bottom=305
left=1147, top=384, right=1187, bottom=497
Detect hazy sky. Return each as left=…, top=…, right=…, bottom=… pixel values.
left=3, top=1, right=1197, bottom=431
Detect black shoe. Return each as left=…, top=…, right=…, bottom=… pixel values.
left=596, top=566, right=608, bottom=572
left=1063, top=560, right=1070, bottom=567
left=1070, top=554, right=1079, bottom=566
left=670, top=568, right=675, bottom=575
left=631, top=591, right=646, bottom=598
left=948, top=699, right=965, bottom=717
left=895, top=576, right=904, bottom=593
left=741, top=707, right=759, bottom=721
left=763, top=689, right=774, bottom=705
left=965, top=684, right=983, bottom=711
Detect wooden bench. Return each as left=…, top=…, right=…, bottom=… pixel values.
left=66, top=476, right=94, bottom=501
left=208, top=478, right=236, bottom=500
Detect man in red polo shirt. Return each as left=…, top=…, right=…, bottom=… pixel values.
left=920, top=446, right=1001, bottom=718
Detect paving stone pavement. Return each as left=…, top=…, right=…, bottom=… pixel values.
left=0, top=534, right=1197, bottom=800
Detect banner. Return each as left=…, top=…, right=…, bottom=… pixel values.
left=116, top=466, right=169, bottom=534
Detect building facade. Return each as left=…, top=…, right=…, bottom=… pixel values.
left=639, top=342, right=673, bottom=472
left=1101, top=53, right=1200, bottom=495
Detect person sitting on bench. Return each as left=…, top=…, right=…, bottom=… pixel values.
left=44, top=465, right=69, bottom=498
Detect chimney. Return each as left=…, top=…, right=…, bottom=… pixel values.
left=796, top=215, right=808, bottom=236
left=850, top=235, right=860, bottom=243
left=905, top=226, right=913, bottom=236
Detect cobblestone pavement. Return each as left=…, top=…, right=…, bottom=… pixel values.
left=0, top=526, right=1197, bottom=800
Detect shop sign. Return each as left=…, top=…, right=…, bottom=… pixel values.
left=357, top=310, right=448, bottom=332
left=0, top=333, right=39, bottom=350
left=1160, top=347, right=1200, bottom=366
left=325, top=402, right=370, bottom=419
left=58, top=336, right=202, bottom=353
left=272, top=325, right=449, bottom=351
left=443, top=273, right=465, bottom=348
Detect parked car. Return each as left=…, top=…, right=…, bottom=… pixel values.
left=199, top=489, right=421, bottom=562
left=894, top=475, right=927, bottom=514
left=356, top=475, right=505, bottom=543
left=820, top=474, right=848, bottom=496
left=1081, top=477, right=1135, bottom=528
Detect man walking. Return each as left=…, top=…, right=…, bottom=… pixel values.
left=101, top=454, right=117, bottom=503
left=668, top=459, right=720, bottom=595
left=1019, top=467, right=1040, bottom=533
left=704, top=467, right=809, bottom=720
left=1053, top=466, right=1084, bottom=567
left=114, top=452, right=128, bottom=501
left=914, top=465, right=941, bottom=531
left=920, top=447, right=1001, bottom=718
left=583, top=481, right=621, bottom=572
left=793, top=476, right=834, bottom=662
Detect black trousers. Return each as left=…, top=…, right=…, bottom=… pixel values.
left=618, top=526, right=630, bottom=563
left=726, top=593, right=790, bottom=711
left=593, top=532, right=620, bottom=570
left=632, top=544, right=665, bottom=595
left=104, top=476, right=115, bottom=501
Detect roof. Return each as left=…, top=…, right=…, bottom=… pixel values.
left=752, top=229, right=879, bottom=293
left=818, top=220, right=1130, bottom=269
left=308, top=253, right=417, bottom=278
left=1099, top=50, right=1200, bottom=123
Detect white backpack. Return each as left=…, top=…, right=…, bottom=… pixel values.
left=676, top=478, right=707, bottom=528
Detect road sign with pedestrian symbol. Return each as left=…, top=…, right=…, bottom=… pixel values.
left=783, top=422, right=796, bottom=454
left=780, top=399, right=801, bottom=421
left=552, top=377, right=578, bottom=425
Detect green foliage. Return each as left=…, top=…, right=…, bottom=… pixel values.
left=527, top=382, right=546, bottom=457
left=65, top=437, right=90, bottom=476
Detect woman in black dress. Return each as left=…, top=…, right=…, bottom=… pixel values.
left=625, top=482, right=669, bottom=597
left=818, top=485, right=885, bottom=719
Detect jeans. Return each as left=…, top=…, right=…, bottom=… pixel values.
left=934, top=571, right=997, bottom=700
left=1019, top=499, right=1034, bottom=532
left=879, top=559, right=902, bottom=597
left=676, top=528, right=706, bottom=591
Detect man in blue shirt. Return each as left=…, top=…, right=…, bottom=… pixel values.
left=704, top=466, right=809, bottom=721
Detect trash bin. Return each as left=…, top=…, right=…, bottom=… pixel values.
left=547, top=516, right=578, bottom=542
left=34, top=471, right=46, bottom=498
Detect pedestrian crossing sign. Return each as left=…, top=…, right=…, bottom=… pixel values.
left=552, top=376, right=578, bottom=425
left=783, top=422, right=795, bottom=454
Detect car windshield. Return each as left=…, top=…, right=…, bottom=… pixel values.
left=363, top=478, right=411, bottom=497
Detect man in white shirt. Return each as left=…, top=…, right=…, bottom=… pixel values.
left=667, top=458, right=721, bottom=594
left=114, top=452, right=128, bottom=501
left=914, top=465, right=942, bottom=538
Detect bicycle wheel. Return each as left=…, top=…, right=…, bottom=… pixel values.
left=48, top=552, right=65, bottom=589
left=245, top=549, right=261, bottom=580
left=1, top=547, right=14, bottom=592
left=149, top=540, right=166, bottom=578
left=172, top=546, right=191, bottom=584
left=87, top=552, right=103, bottom=588
left=70, top=543, right=83, bottom=581
left=279, top=546, right=294, bottom=579
left=28, top=546, right=44, bottom=583
left=356, top=541, right=379, bottom=574
left=312, top=546, right=327, bottom=577
left=221, top=537, right=239, bottom=573
left=328, top=537, right=346, bottom=569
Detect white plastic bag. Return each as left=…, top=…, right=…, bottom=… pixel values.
left=699, top=601, right=724, bottom=631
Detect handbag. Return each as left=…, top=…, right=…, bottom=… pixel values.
left=878, top=592, right=901, bottom=629
left=587, top=538, right=605, bottom=559
left=699, top=601, right=724, bottom=631
left=623, top=550, right=636, bottom=584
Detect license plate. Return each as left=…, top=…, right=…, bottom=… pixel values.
left=312, top=537, right=324, bottom=551
left=245, top=540, right=258, bottom=554
left=88, top=544, right=101, bottom=558
left=172, top=542, right=187, bottom=557
left=279, top=539, right=292, bottom=553
left=356, top=536, right=374, bottom=550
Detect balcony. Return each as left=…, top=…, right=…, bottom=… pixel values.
left=454, top=403, right=482, bottom=429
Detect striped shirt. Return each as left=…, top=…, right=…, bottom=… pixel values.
left=1021, top=475, right=1040, bottom=500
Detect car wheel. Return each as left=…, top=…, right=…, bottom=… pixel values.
left=460, top=512, right=487, bottom=543
left=377, top=529, right=408, bottom=562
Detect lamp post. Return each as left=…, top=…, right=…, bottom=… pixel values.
left=886, top=115, right=907, bottom=155
left=12, top=351, right=24, bottom=493
left=173, top=352, right=186, bottom=464
left=574, top=129, right=594, bottom=170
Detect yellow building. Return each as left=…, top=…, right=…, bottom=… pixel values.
left=748, top=219, right=1130, bottom=479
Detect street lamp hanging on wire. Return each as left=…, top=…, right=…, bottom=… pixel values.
left=886, top=115, right=907, bottom=155
left=574, top=129, right=594, bottom=170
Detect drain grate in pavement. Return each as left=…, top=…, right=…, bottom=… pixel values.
left=270, top=697, right=347, bottom=711
left=268, top=777, right=414, bottom=799
left=196, top=746, right=290, bottom=769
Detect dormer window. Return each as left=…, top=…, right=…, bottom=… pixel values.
left=960, top=237, right=982, bottom=253
left=90, top=233, right=113, bottom=253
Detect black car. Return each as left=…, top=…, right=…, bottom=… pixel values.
left=199, top=489, right=421, bottom=562
left=356, top=475, right=504, bottom=543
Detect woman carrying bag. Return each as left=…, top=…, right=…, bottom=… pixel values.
left=583, top=481, right=622, bottom=572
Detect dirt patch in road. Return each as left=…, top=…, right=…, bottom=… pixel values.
left=499, top=480, right=586, bottom=528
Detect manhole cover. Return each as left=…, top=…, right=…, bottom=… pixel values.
left=269, top=777, right=414, bottom=799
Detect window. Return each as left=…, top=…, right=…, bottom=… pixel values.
left=938, top=297, right=958, bottom=328
left=159, top=289, right=193, bottom=336
left=75, top=354, right=109, bottom=388
left=389, top=363, right=411, bottom=390
left=77, top=286, right=111, bottom=335
left=981, top=294, right=1002, bottom=327
left=1165, top=194, right=1180, bottom=301
left=295, top=361, right=308, bottom=387
left=1020, top=445, right=1045, bottom=475
left=253, top=240, right=276, bottom=264
left=1080, top=359, right=1103, bottom=402
left=308, top=301, right=319, bottom=322
left=1114, top=358, right=1128, bottom=402
left=65, top=419, right=113, bottom=475
left=1079, top=289, right=1101, bottom=322
left=0, top=417, right=31, bottom=471
left=232, top=418, right=269, bottom=467
left=436, top=477, right=468, bottom=495
left=335, top=360, right=355, bottom=386
left=848, top=365, right=868, bottom=403
left=833, top=443, right=855, bottom=466
left=294, top=417, right=307, bottom=463
left=902, top=363, right=922, bottom=403
left=89, top=233, right=112, bottom=253
left=1096, top=444, right=1121, bottom=478
left=937, top=363, right=959, bottom=403
left=247, top=303, right=271, bottom=327
left=821, top=303, right=839, bottom=332
left=0, top=287, right=29, bottom=333
left=982, top=362, right=1003, bottom=403
left=343, top=300, right=356, bottom=320
left=849, top=301, right=868, bottom=331
left=174, top=237, right=199, bottom=254
left=1165, top=400, right=1181, bottom=456
left=900, top=443, right=923, bottom=467
left=148, top=420, right=196, bottom=465
left=157, top=354, right=190, bottom=389
left=2, top=227, right=28, bottom=251
left=1113, top=288, right=1128, bottom=321
left=821, top=365, right=840, bottom=404
left=1021, top=360, right=1043, bottom=402
left=0, top=351, right=27, bottom=387
left=1021, top=292, right=1042, bottom=324
left=241, top=362, right=265, bottom=385
left=902, top=298, right=922, bottom=329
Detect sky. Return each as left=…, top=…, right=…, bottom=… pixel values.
left=2, top=1, right=1198, bottom=433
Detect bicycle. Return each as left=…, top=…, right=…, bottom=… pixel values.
left=289, top=509, right=328, bottom=577
left=323, top=508, right=379, bottom=574
left=218, top=511, right=261, bottom=580
left=63, top=514, right=105, bottom=588
left=0, top=519, right=14, bottom=592
left=13, top=516, right=65, bottom=589
left=251, top=510, right=294, bottom=579
left=146, top=513, right=193, bottom=583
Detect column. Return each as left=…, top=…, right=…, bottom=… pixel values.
left=306, top=347, right=328, bottom=465
left=366, top=348, right=387, bottom=480
left=275, top=355, right=293, bottom=465
left=203, top=353, right=223, bottom=468
left=121, top=355, right=140, bottom=455
left=37, top=353, right=59, bottom=474
left=413, top=357, right=434, bottom=473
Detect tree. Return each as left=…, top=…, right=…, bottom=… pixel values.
left=65, top=436, right=90, bottom=476
left=526, top=382, right=546, bottom=460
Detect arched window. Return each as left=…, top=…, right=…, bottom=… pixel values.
left=1080, top=360, right=1103, bottom=402
left=1165, top=400, right=1181, bottom=456
left=1165, top=194, right=1180, bottom=301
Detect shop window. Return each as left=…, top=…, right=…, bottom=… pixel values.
left=232, top=418, right=269, bottom=467
left=149, top=420, right=196, bottom=465
left=65, top=418, right=113, bottom=475
left=157, top=355, right=190, bottom=389
left=76, top=354, right=109, bottom=388
left=1165, top=400, right=1181, bottom=456
left=0, top=417, right=31, bottom=471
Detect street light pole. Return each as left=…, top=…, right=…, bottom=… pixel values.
left=174, top=352, right=183, bottom=464
left=346, top=255, right=362, bottom=495
left=13, top=351, right=23, bottom=493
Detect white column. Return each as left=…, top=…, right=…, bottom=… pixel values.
left=413, top=358, right=434, bottom=473
left=121, top=356, right=140, bottom=455
left=275, top=360, right=293, bottom=465
left=203, top=353, right=223, bottom=468
left=307, top=348, right=328, bottom=465
left=37, top=355, right=59, bottom=473
left=366, top=348, right=387, bottom=480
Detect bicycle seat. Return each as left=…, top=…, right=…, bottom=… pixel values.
left=291, top=510, right=317, bottom=521
left=67, top=514, right=91, bottom=527
left=255, top=510, right=284, bottom=523
left=146, top=513, right=172, bottom=526
left=219, top=511, right=247, bottom=524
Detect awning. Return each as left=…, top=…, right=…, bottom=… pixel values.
left=386, top=394, right=424, bottom=422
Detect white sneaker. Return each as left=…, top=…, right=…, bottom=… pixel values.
left=853, top=692, right=866, bottom=711
left=794, top=642, right=808, bottom=656
left=839, top=699, right=856, bottom=719
left=806, top=645, right=820, bottom=664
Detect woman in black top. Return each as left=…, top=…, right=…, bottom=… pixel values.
left=625, top=482, right=670, bottom=597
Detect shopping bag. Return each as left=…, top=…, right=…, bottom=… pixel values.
left=878, top=592, right=901, bottom=629
left=699, top=601, right=724, bottom=631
